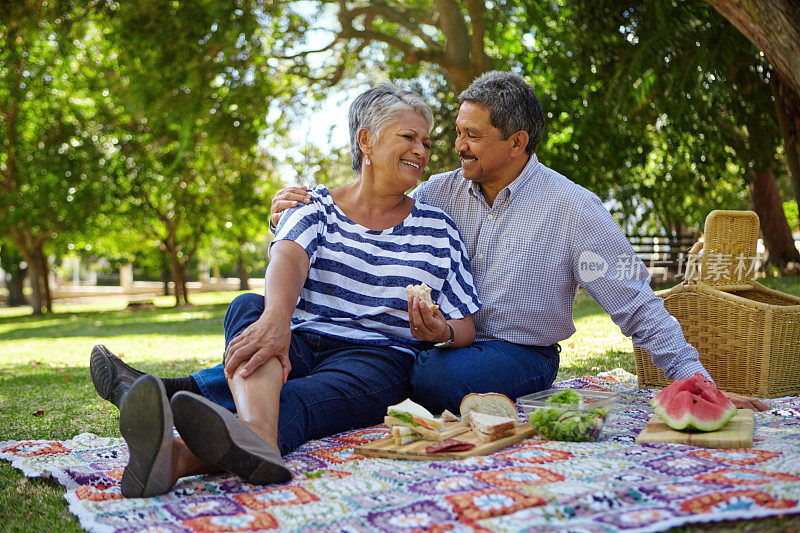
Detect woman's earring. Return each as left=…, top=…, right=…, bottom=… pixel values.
left=365, top=157, right=371, bottom=166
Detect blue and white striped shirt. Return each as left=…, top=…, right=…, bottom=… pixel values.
left=413, top=154, right=708, bottom=381
left=273, top=186, right=482, bottom=355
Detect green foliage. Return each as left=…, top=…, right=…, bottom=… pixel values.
left=0, top=4, right=115, bottom=249
left=784, top=200, right=799, bottom=232
left=503, top=0, right=773, bottom=233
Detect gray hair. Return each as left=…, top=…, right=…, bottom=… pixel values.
left=459, top=71, right=544, bottom=154
left=349, top=82, right=434, bottom=173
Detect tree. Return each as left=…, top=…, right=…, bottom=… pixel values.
left=705, top=0, right=800, bottom=233
left=96, top=0, right=292, bottom=306
left=288, top=0, right=799, bottom=266
left=1, top=2, right=116, bottom=314
left=705, top=0, right=800, bottom=96
left=0, top=243, right=27, bottom=306
left=268, top=1, right=491, bottom=95
left=551, top=0, right=799, bottom=266
left=197, top=145, right=279, bottom=292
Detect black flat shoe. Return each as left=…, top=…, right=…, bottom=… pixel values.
left=171, top=392, right=292, bottom=486
left=119, top=375, right=173, bottom=498
left=90, top=344, right=145, bottom=409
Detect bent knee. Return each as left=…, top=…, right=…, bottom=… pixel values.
left=229, top=292, right=262, bottom=310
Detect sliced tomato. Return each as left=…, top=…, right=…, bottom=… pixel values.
left=411, top=416, right=432, bottom=430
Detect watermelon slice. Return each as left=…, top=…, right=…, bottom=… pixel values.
left=650, top=372, right=737, bottom=432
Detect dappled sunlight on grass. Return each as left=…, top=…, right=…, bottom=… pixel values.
left=0, top=294, right=244, bottom=444
left=557, top=291, right=635, bottom=381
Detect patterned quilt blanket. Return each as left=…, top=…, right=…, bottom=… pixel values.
left=2, top=370, right=800, bottom=532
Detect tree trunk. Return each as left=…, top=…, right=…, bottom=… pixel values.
left=23, top=247, right=44, bottom=315
left=773, top=76, right=800, bottom=226
left=7, top=268, right=27, bottom=306
left=37, top=247, right=53, bottom=313
left=705, top=0, right=800, bottom=96
left=236, top=254, right=250, bottom=291
left=750, top=164, right=800, bottom=267
left=0, top=246, right=28, bottom=306
left=181, top=269, right=189, bottom=306
left=8, top=226, right=49, bottom=315
left=161, top=267, right=171, bottom=296
left=165, top=251, right=189, bottom=307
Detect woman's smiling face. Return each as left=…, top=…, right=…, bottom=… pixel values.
left=365, top=108, right=431, bottom=191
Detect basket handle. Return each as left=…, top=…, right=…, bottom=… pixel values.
left=684, top=241, right=703, bottom=283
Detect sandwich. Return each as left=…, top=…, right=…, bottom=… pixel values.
left=391, top=426, right=424, bottom=446
left=468, top=411, right=517, bottom=443
left=405, top=283, right=440, bottom=313
left=459, top=392, right=517, bottom=424
left=440, top=409, right=460, bottom=423
left=385, top=398, right=443, bottom=440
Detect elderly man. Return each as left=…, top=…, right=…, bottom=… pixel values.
left=271, top=71, right=768, bottom=414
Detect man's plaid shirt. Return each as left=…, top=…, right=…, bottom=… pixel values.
left=413, top=154, right=707, bottom=382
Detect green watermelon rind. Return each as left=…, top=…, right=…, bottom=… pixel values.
left=650, top=372, right=738, bottom=432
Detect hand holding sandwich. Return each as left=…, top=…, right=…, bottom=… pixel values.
left=407, top=295, right=449, bottom=343
left=407, top=296, right=476, bottom=348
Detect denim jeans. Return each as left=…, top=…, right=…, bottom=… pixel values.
left=410, top=340, right=560, bottom=414
left=192, top=293, right=413, bottom=455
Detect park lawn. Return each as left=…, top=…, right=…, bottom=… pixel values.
left=1, top=281, right=799, bottom=532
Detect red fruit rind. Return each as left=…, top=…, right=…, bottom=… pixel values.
left=650, top=372, right=737, bottom=432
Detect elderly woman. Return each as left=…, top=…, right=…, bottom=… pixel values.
left=91, top=82, right=481, bottom=497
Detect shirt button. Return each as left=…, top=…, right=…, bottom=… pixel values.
left=478, top=253, right=485, bottom=259
left=487, top=214, right=493, bottom=220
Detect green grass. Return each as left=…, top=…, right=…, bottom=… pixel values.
left=1, top=282, right=799, bottom=532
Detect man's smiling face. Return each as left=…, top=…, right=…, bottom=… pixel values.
left=454, top=101, right=518, bottom=185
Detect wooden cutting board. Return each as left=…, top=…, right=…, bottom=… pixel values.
left=635, top=409, right=753, bottom=448
left=354, top=421, right=536, bottom=461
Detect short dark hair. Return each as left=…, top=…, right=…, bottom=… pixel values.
left=348, top=82, right=433, bottom=173
left=458, top=71, right=544, bottom=154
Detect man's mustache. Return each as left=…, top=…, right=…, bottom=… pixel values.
left=459, top=152, right=477, bottom=160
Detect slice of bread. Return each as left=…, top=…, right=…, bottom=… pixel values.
left=474, top=427, right=515, bottom=443
left=405, top=283, right=440, bottom=312
left=469, top=411, right=517, bottom=443
left=391, top=426, right=423, bottom=446
left=440, top=409, right=460, bottom=423
left=460, top=392, right=517, bottom=423
left=469, top=411, right=516, bottom=434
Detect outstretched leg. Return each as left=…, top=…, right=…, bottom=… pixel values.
left=90, top=344, right=202, bottom=410
left=91, top=293, right=264, bottom=411
left=170, top=357, right=291, bottom=485
left=119, top=374, right=223, bottom=498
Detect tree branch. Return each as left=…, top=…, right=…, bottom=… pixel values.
left=466, top=0, right=487, bottom=68
left=433, top=0, right=471, bottom=65
left=345, top=2, right=440, bottom=49
left=705, top=0, right=800, bottom=95
left=272, top=37, right=340, bottom=60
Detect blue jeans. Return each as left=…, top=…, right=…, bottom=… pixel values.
left=192, top=293, right=413, bottom=455
left=410, top=340, right=560, bottom=414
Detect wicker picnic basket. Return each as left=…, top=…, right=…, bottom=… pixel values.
left=633, top=210, right=800, bottom=397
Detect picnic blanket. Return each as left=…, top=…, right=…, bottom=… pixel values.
left=3, top=370, right=800, bottom=532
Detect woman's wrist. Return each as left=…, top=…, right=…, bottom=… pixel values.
left=434, top=323, right=455, bottom=347
left=260, top=306, right=293, bottom=327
